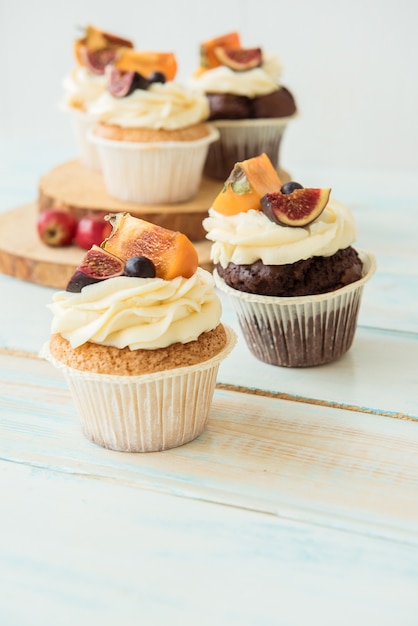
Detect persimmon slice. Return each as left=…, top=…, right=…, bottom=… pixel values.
left=212, top=153, right=283, bottom=216
left=200, top=31, right=241, bottom=69
left=113, top=49, right=177, bottom=80
left=103, top=213, right=198, bottom=280
left=74, top=25, right=133, bottom=67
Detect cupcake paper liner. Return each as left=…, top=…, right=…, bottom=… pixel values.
left=64, top=105, right=101, bottom=170
left=40, top=325, right=236, bottom=453
left=204, top=116, right=295, bottom=181
left=214, top=252, right=376, bottom=368
left=88, top=126, right=219, bottom=204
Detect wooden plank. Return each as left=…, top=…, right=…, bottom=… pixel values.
left=1, top=351, right=418, bottom=543
left=2, top=460, right=418, bottom=626
left=0, top=203, right=212, bottom=289
left=38, top=159, right=224, bottom=240
left=1, top=459, right=418, bottom=626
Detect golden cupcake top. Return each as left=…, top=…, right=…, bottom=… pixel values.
left=49, top=214, right=222, bottom=350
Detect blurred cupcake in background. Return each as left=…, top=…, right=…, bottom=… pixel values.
left=189, top=31, right=297, bottom=180
left=88, top=49, right=219, bottom=204
left=61, top=25, right=133, bottom=169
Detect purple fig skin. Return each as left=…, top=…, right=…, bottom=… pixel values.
left=83, top=48, right=119, bottom=75
left=66, top=271, right=102, bottom=293
left=261, top=188, right=331, bottom=227
left=107, top=66, right=150, bottom=97
left=66, top=245, right=125, bottom=292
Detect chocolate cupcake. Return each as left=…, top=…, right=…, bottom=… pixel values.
left=203, top=154, right=376, bottom=367
left=189, top=32, right=297, bottom=180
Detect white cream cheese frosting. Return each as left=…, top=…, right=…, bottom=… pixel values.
left=88, top=82, right=210, bottom=129
left=203, top=200, right=358, bottom=267
left=62, top=67, right=107, bottom=110
left=189, top=53, right=282, bottom=97
left=49, top=268, right=222, bottom=350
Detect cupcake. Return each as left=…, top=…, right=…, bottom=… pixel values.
left=41, top=213, right=236, bottom=452
left=62, top=25, right=134, bottom=169
left=203, top=153, right=376, bottom=367
left=88, top=49, right=219, bottom=204
left=189, top=32, right=297, bottom=180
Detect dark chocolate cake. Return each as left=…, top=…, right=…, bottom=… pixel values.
left=216, top=247, right=363, bottom=297
left=207, top=86, right=297, bottom=121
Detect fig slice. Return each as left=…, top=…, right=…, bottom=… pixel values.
left=81, top=47, right=119, bottom=74
left=66, top=245, right=125, bottom=293
left=106, top=66, right=149, bottom=97
left=261, top=188, right=331, bottom=227
left=214, top=46, right=262, bottom=71
left=74, top=25, right=133, bottom=71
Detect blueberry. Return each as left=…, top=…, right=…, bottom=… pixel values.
left=123, top=256, right=156, bottom=278
left=132, top=72, right=150, bottom=91
left=148, top=71, right=166, bottom=84
left=281, top=181, right=304, bottom=194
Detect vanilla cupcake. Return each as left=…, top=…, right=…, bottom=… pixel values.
left=88, top=51, right=219, bottom=204
left=203, top=154, right=376, bottom=367
left=41, top=213, right=236, bottom=452
left=189, top=32, right=297, bottom=180
left=62, top=25, right=134, bottom=169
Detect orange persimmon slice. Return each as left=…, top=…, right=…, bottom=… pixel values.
left=103, top=213, right=198, bottom=280
left=113, top=49, right=177, bottom=80
left=212, top=153, right=283, bottom=216
left=200, top=31, right=241, bottom=69
left=74, top=25, right=133, bottom=66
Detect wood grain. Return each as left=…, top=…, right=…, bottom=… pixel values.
left=38, top=159, right=223, bottom=240
left=2, top=351, right=418, bottom=544
left=0, top=203, right=212, bottom=289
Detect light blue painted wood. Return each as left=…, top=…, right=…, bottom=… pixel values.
left=1, top=144, right=418, bottom=625
left=1, top=461, right=418, bottom=626
left=1, top=352, right=418, bottom=544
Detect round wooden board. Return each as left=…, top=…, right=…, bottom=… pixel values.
left=38, top=160, right=224, bottom=241
left=0, top=203, right=212, bottom=290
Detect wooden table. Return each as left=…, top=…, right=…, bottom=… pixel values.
left=0, top=142, right=417, bottom=625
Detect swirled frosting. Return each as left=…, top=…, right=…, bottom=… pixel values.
left=62, top=67, right=107, bottom=110
left=203, top=200, right=358, bottom=267
left=189, top=54, right=282, bottom=97
left=49, top=268, right=222, bottom=350
left=88, top=82, right=210, bottom=129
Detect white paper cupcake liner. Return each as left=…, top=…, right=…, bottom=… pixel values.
left=63, top=105, right=101, bottom=170
left=214, top=252, right=376, bottom=368
left=40, top=325, right=236, bottom=452
left=204, top=115, right=296, bottom=180
left=88, top=126, right=219, bottom=204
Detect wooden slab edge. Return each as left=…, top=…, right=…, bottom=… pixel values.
left=0, top=203, right=212, bottom=290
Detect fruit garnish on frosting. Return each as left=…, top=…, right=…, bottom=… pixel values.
left=103, top=213, right=198, bottom=280
left=261, top=183, right=331, bottom=227
left=66, top=213, right=198, bottom=292
left=106, top=50, right=177, bottom=97
left=74, top=25, right=134, bottom=75
left=198, top=31, right=262, bottom=73
left=200, top=32, right=241, bottom=69
left=212, top=153, right=331, bottom=227
left=213, top=47, right=262, bottom=72
left=212, top=153, right=283, bottom=215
